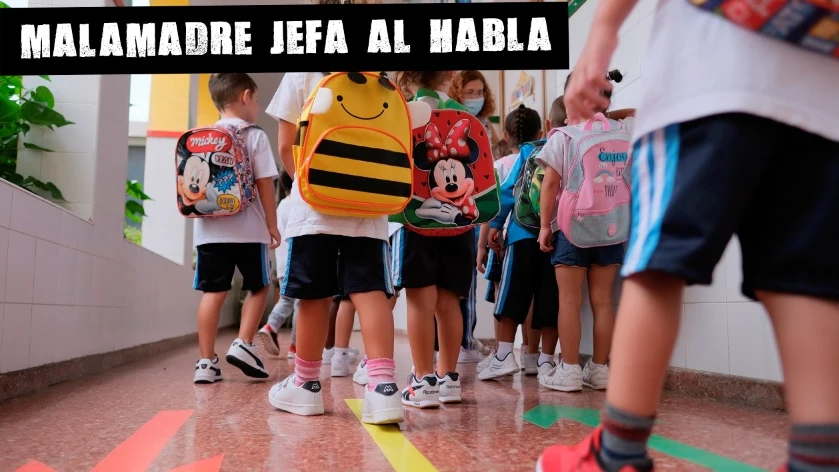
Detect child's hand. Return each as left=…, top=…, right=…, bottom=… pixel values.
left=487, top=228, right=503, bottom=253
left=476, top=246, right=488, bottom=274
left=538, top=227, right=554, bottom=253
left=565, top=29, right=617, bottom=121
left=268, top=226, right=281, bottom=250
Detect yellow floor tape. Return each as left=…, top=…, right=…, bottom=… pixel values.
left=345, top=399, right=438, bottom=472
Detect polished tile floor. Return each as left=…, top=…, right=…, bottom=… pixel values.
left=1, top=330, right=789, bottom=472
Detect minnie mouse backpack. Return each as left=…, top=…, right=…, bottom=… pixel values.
left=175, top=123, right=256, bottom=218
left=389, top=92, right=500, bottom=237
left=553, top=113, right=631, bottom=248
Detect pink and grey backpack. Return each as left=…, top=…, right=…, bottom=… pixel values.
left=175, top=123, right=257, bottom=218
left=551, top=113, right=631, bottom=248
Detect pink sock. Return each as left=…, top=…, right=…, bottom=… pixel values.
left=294, top=357, right=321, bottom=387
left=366, top=358, right=395, bottom=391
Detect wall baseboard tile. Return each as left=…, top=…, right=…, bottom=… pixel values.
left=0, top=332, right=198, bottom=404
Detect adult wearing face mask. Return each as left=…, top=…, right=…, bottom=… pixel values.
left=450, top=71, right=498, bottom=146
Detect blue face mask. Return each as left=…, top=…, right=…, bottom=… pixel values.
left=463, top=98, right=485, bottom=116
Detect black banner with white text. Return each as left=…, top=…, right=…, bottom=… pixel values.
left=0, top=2, right=569, bottom=75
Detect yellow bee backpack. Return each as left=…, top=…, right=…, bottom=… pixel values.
left=294, top=72, right=431, bottom=217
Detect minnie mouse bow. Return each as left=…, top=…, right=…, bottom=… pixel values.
left=424, top=119, right=471, bottom=163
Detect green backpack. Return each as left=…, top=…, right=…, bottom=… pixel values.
left=513, top=140, right=547, bottom=231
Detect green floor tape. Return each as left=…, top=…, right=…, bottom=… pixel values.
left=523, top=405, right=765, bottom=472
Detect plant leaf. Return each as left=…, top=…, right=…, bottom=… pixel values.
left=21, top=101, right=74, bottom=127
left=45, top=181, right=65, bottom=201
left=0, top=2, right=9, bottom=8
left=32, top=86, right=55, bottom=109
left=125, top=200, right=147, bottom=218
left=23, top=142, right=52, bottom=152
left=38, top=75, right=51, bottom=82
left=126, top=180, right=152, bottom=201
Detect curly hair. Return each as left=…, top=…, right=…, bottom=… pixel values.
left=449, top=70, right=497, bottom=119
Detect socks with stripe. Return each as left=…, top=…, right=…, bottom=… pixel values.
left=497, top=342, right=514, bottom=360
left=366, top=358, right=396, bottom=391
left=788, top=424, right=839, bottom=472
left=294, top=357, right=321, bottom=387
left=598, top=403, right=655, bottom=472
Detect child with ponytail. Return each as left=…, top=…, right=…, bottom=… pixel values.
left=480, top=105, right=560, bottom=381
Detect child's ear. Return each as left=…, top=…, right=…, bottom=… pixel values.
left=408, top=101, right=432, bottom=127
left=310, top=87, right=333, bottom=115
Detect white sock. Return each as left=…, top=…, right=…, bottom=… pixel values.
left=497, top=342, right=514, bottom=359
left=539, top=353, right=554, bottom=365
left=336, top=347, right=348, bottom=356
left=323, top=347, right=334, bottom=359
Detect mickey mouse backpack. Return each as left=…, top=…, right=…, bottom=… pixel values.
left=553, top=113, right=631, bottom=248
left=389, top=89, right=500, bottom=237
left=688, top=0, right=839, bottom=59
left=175, top=123, right=256, bottom=218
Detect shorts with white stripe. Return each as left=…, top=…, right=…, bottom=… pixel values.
left=494, top=239, right=559, bottom=329
left=624, top=114, right=839, bottom=301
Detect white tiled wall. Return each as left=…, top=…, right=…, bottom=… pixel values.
left=0, top=3, right=203, bottom=371
left=559, top=0, right=783, bottom=382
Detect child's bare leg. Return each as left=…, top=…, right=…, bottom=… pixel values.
left=606, top=272, right=683, bottom=415
left=540, top=328, right=558, bottom=358
left=388, top=292, right=398, bottom=312
left=435, top=288, right=464, bottom=376
left=588, top=265, right=619, bottom=365
left=198, top=292, right=227, bottom=358
left=324, top=298, right=338, bottom=350
left=351, top=291, right=394, bottom=360
left=555, top=267, right=587, bottom=365
left=526, top=302, right=541, bottom=354
left=239, top=286, right=268, bottom=344
left=407, top=286, right=437, bottom=378
left=296, top=297, right=333, bottom=362
left=335, top=299, right=356, bottom=349
left=759, top=292, right=839, bottom=423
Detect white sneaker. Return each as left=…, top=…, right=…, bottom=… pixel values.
left=583, top=360, right=610, bottom=390
left=194, top=355, right=222, bottom=384
left=457, top=348, right=483, bottom=363
left=353, top=358, right=368, bottom=386
left=523, top=353, right=540, bottom=375
left=537, top=359, right=556, bottom=377
left=437, top=372, right=462, bottom=404
left=255, top=325, right=280, bottom=356
left=363, top=382, right=404, bottom=424
left=478, top=352, right=520, bottom=380
left=520, top=345, right=528, bottom=371
left=477, top=349, right=496, bottom=373
left=401, top=374, right=440, bottom=408
left=268, top=374, right=324, bottom=416
left=323, top=347, right=335, bottom=363
left=226, top=339, right=269, bottom=379
left=538, top=361, right=583, bottom=392
left=331, top=352, right=351, bottom=377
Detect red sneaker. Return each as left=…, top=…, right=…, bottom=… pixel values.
left=287, top=344, right=297, bottom=359
left=536, top=426, right=653, bottom=472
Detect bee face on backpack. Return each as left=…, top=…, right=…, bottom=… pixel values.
left=310, top=72, right=419, bottom=133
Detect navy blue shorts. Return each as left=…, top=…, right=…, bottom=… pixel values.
left=495, top=239, right=559, bottom=330
left=624, top=113, right=839, bottom=301
left=485, top=249, right=503, bottom=282
left=194, top=243, right=271, bottom=293
left=391, top=227, right=476, bottom=298
left=550, top=231, right=625, bottom=269
left=281, top=235, right=393, bottom=300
